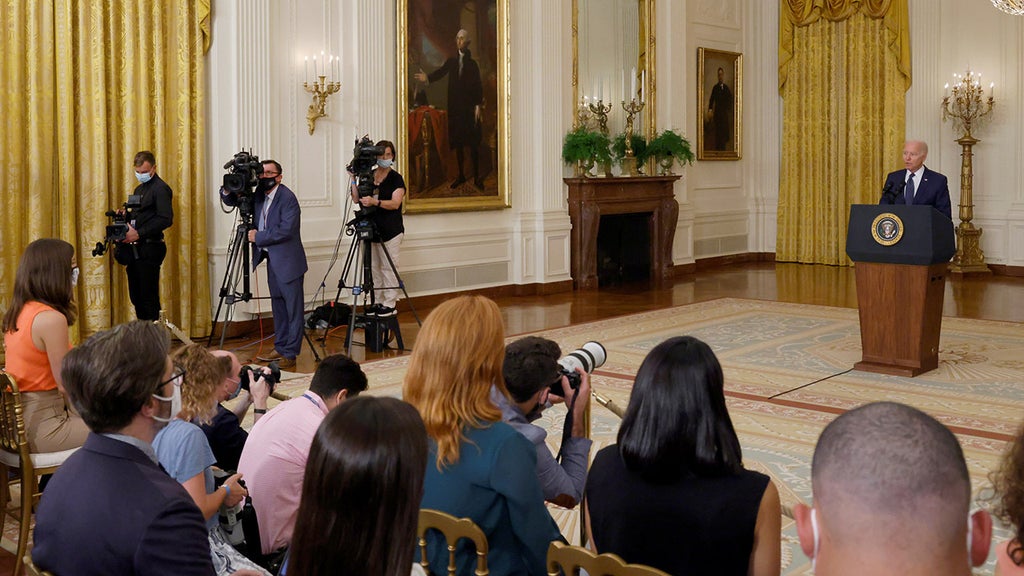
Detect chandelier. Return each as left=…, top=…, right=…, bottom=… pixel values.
left=992, top=0, right=1024, bottom=15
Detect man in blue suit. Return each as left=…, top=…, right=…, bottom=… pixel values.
left=233, top=159, right=308, bottom=369
left=880, top=140, right=952, bottom=221
left=32, top=321, right=216, bottom=575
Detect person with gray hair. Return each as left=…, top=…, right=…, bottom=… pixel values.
left=793, top=401, right=991, bottom=576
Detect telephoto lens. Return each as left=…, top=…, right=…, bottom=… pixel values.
left=551, top=341, right=607, bottom=397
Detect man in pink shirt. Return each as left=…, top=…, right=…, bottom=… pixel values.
left=237, top=354, right=368, bottom=556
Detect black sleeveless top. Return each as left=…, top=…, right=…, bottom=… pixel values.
left=585, top=444, right=769, bottom=576
left=371, top=169, right=405, bottom=242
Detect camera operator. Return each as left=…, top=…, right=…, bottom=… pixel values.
left=196, top=350, right=271, bottom=471
left=349, top=140, right=405, bottom=317
left=494, top=336, right=593, bottom=508
left=120, top=150, right=173, bottom=321
left=221, top=160, right=307, bottom=369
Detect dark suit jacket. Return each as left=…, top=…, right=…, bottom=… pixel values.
left=32, top=433, right=214, bottom=576
left=251, top=184, right=308, bottom=283
left=427, top=49, right=483, bottom=148
left=881, top=167, right=952, bottom=220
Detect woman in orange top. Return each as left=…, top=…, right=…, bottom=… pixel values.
left=2, top=239, right=88, bottom=452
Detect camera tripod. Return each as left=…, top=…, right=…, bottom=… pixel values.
left=326, top=215, right=421, bottom=356
left=208, top=202, right=319, bottom=363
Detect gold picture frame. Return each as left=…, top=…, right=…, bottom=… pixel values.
left=397, top=0, right=510, bottom=213
left=697, top=48, right=742, bottom=161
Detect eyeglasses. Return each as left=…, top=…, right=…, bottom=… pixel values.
left=156, top=366, right=186, bottom=393
left=263, top=171, right=280, bottom=177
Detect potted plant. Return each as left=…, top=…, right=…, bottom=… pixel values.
left=646, top=129, right=695, bottom=175
left=562, top=126, right=612, bottom=177
left=611, top=133, right=649, bottom=171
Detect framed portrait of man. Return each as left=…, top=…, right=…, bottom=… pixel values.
left=397, top=0, right=510, bottom=213
left=697, top=48, right=742, bottom=161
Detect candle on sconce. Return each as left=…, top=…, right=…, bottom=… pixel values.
left=305, top=56, right=309, bottom=84
left=990, top=82, right=995, bottom=99
left=641, top=70, right=645, bottom=103
left=631, top=67, right=636, bottom=100
left=335, top=54, right=340, bottom=80
left=312, top=55, right=317, bottom=79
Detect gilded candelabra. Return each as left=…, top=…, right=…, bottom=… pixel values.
left=587, top=99, right=612, bottom=135
left=574, top=100, right=592, bottom=130
left=304, top=75, right=341, bottom=135
left=941, top=69, right=995, bottom=274
left=620, top=98, right=645, bottom=176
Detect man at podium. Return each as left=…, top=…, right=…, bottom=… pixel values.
left=879, top=140, right=952, bottom=220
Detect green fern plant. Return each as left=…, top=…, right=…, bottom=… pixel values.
left=647, top=129, right=694, bottom=171
left=562, top=127, right=612, bottom=167
left=611, top=133, right=649, bottom=166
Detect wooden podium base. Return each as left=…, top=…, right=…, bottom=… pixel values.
left=853, top=262, right=948, bottom=377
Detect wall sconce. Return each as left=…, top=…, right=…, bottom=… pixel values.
left=303, top=51, right=341, bottom=135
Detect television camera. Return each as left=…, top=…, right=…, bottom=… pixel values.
left=91, top=194, right=143, bottom=257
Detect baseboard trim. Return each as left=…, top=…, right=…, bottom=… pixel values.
left=988, top=264, right=1024, bottom=277
left=674, top=252, right=776, bottom=275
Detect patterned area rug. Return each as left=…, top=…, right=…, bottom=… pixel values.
left=240, top=298, right=1024, bottom=573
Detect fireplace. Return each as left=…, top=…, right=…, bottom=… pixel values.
left=564, top=175, right=680, bottom=290
left=597, top=213, right=651, bottom=285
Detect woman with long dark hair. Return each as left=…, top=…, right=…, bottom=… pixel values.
left=403, top=295, right=563, bottom=576
left=285, top=396, right=428, bottom=576
left=585, top=335, right=781, bottom=576
left=991, top=424, right=1024, bottom=575
left=2, top=238, right=88, bottom=452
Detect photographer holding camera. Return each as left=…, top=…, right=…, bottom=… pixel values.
left=195, top=350, right=271, bottom=471
left=348, top=140, right=405, bottom=316
left=120, top=150, right=173, bottom=321
left=495, top=336, right=593, bottom=508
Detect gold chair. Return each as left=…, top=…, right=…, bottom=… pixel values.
left=546, top=541, right=670, bottom=576
left=23, top=554, right=54, bottom=576
left=417, top=508, right=489, bottom=576
left=0, top=372, right=79, bottom=576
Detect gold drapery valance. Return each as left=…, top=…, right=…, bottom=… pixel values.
left=780, top=0, right=911, bottom=92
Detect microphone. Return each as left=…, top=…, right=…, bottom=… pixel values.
left=880, top=182, right=895, bottom=204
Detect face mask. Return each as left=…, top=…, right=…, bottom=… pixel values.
left=135, top=171, right=153, bottom=184
left=377, top=159, right=393, bottom=169
left=152, top=385, right=182, bottom=423
left=227, top=376, right=242, bottom=400
left=966, top=510, right=975, bottom=567
left=258, top=177, right=277, bottom=191
left=810, top=508, right=820, bottom=571
left=71, top=266, right=79, bottom=287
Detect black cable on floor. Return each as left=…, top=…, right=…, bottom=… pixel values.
left=767, top=368, right=854, bottom=399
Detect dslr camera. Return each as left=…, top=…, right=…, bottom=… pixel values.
left=346, top=136, right=385, bottom=217
left=91, top=194, right=143, bottom=257
left=238, top=361, right=281, bottom=394
left=550, top=341, right=607, bottom=397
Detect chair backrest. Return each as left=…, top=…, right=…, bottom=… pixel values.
left=0, top=372, right=31, bottom=465
left=23, top=553, right=54, bottom=576
left=417, top=508, right=489, bottom=576
left=546, top=542, right=670, bottom=576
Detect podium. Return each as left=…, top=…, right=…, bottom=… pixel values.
left=846, top=205, right=955, bottom=377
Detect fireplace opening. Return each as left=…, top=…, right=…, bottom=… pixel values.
left=596, top=213, right=651, bottom=286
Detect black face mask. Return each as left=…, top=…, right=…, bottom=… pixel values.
left=257, top=177, right=277, bottom=191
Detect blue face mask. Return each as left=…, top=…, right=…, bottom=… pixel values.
left=377, top=159, right=393, bottom=169
left=136, top=171, right=153, bottom=184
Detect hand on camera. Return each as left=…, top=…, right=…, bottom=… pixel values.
left=359, top=196, right=378, bottom=207
left=222, top=473, right=247, bottom=507
left=570, top=368, right=591, bottom=436
left=247, top=368, right=271, bottom=408
left=247, top=229, right=257, bottom=243
left=123, top=224, right=139, bottom=243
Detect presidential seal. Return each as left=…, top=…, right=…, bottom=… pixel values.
left=871, top=213, right=903, bottom=246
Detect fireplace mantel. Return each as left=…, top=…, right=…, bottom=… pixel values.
left=565, top=175, right=680, bottom=290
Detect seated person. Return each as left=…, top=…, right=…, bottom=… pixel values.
left=496, top=336, right=592, bottom=508
left=198, top=349, right=270, bottom=471
left=993, top=422, right=1024, bottom=575
left=32, top=321, right=215, bottom=575
left=403, top=296, right=564, bottom=576
left=152, top=344, right=269, bottom=576
left=586, top=336, right=781, bottom=576
left=283, top=396, right=427, bottom=576
left=793, top=401, right=991, bottom=576
left=238, top=354, right=367, bottom=556
left=2, top=238, right=88, bottom=452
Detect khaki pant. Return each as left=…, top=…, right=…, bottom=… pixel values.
left=21, top=389, right=88, bottom=453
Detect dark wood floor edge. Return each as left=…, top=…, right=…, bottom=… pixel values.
left=988, top=264, right=1024, bottom=277
left=682, top=252, right=776, bottom=273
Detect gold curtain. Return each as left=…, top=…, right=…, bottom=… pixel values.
left=0, top=1, right=212, bottom=340
left=777, top=0, right=910, bottom=265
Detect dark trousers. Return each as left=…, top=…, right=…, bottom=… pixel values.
left=265, top=255, right=304, bottom=359
left=126, top=242, right=166, bottom=321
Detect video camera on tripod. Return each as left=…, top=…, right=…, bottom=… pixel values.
left=346, top=136, right=385, bottom=220
left=221, top=150, right=265, bottom=223
left=91, top=195, right=143, bottom=258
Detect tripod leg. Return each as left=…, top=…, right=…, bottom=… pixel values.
left=208, top=223, right=249, bottom=345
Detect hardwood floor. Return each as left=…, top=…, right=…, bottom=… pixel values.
left=224, top=262, right=1024, bottom=374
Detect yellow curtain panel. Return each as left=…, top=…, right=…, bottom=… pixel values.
left=0, top=0, right=212, bottom=339
left=777, top=0, right=911, bottom=265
